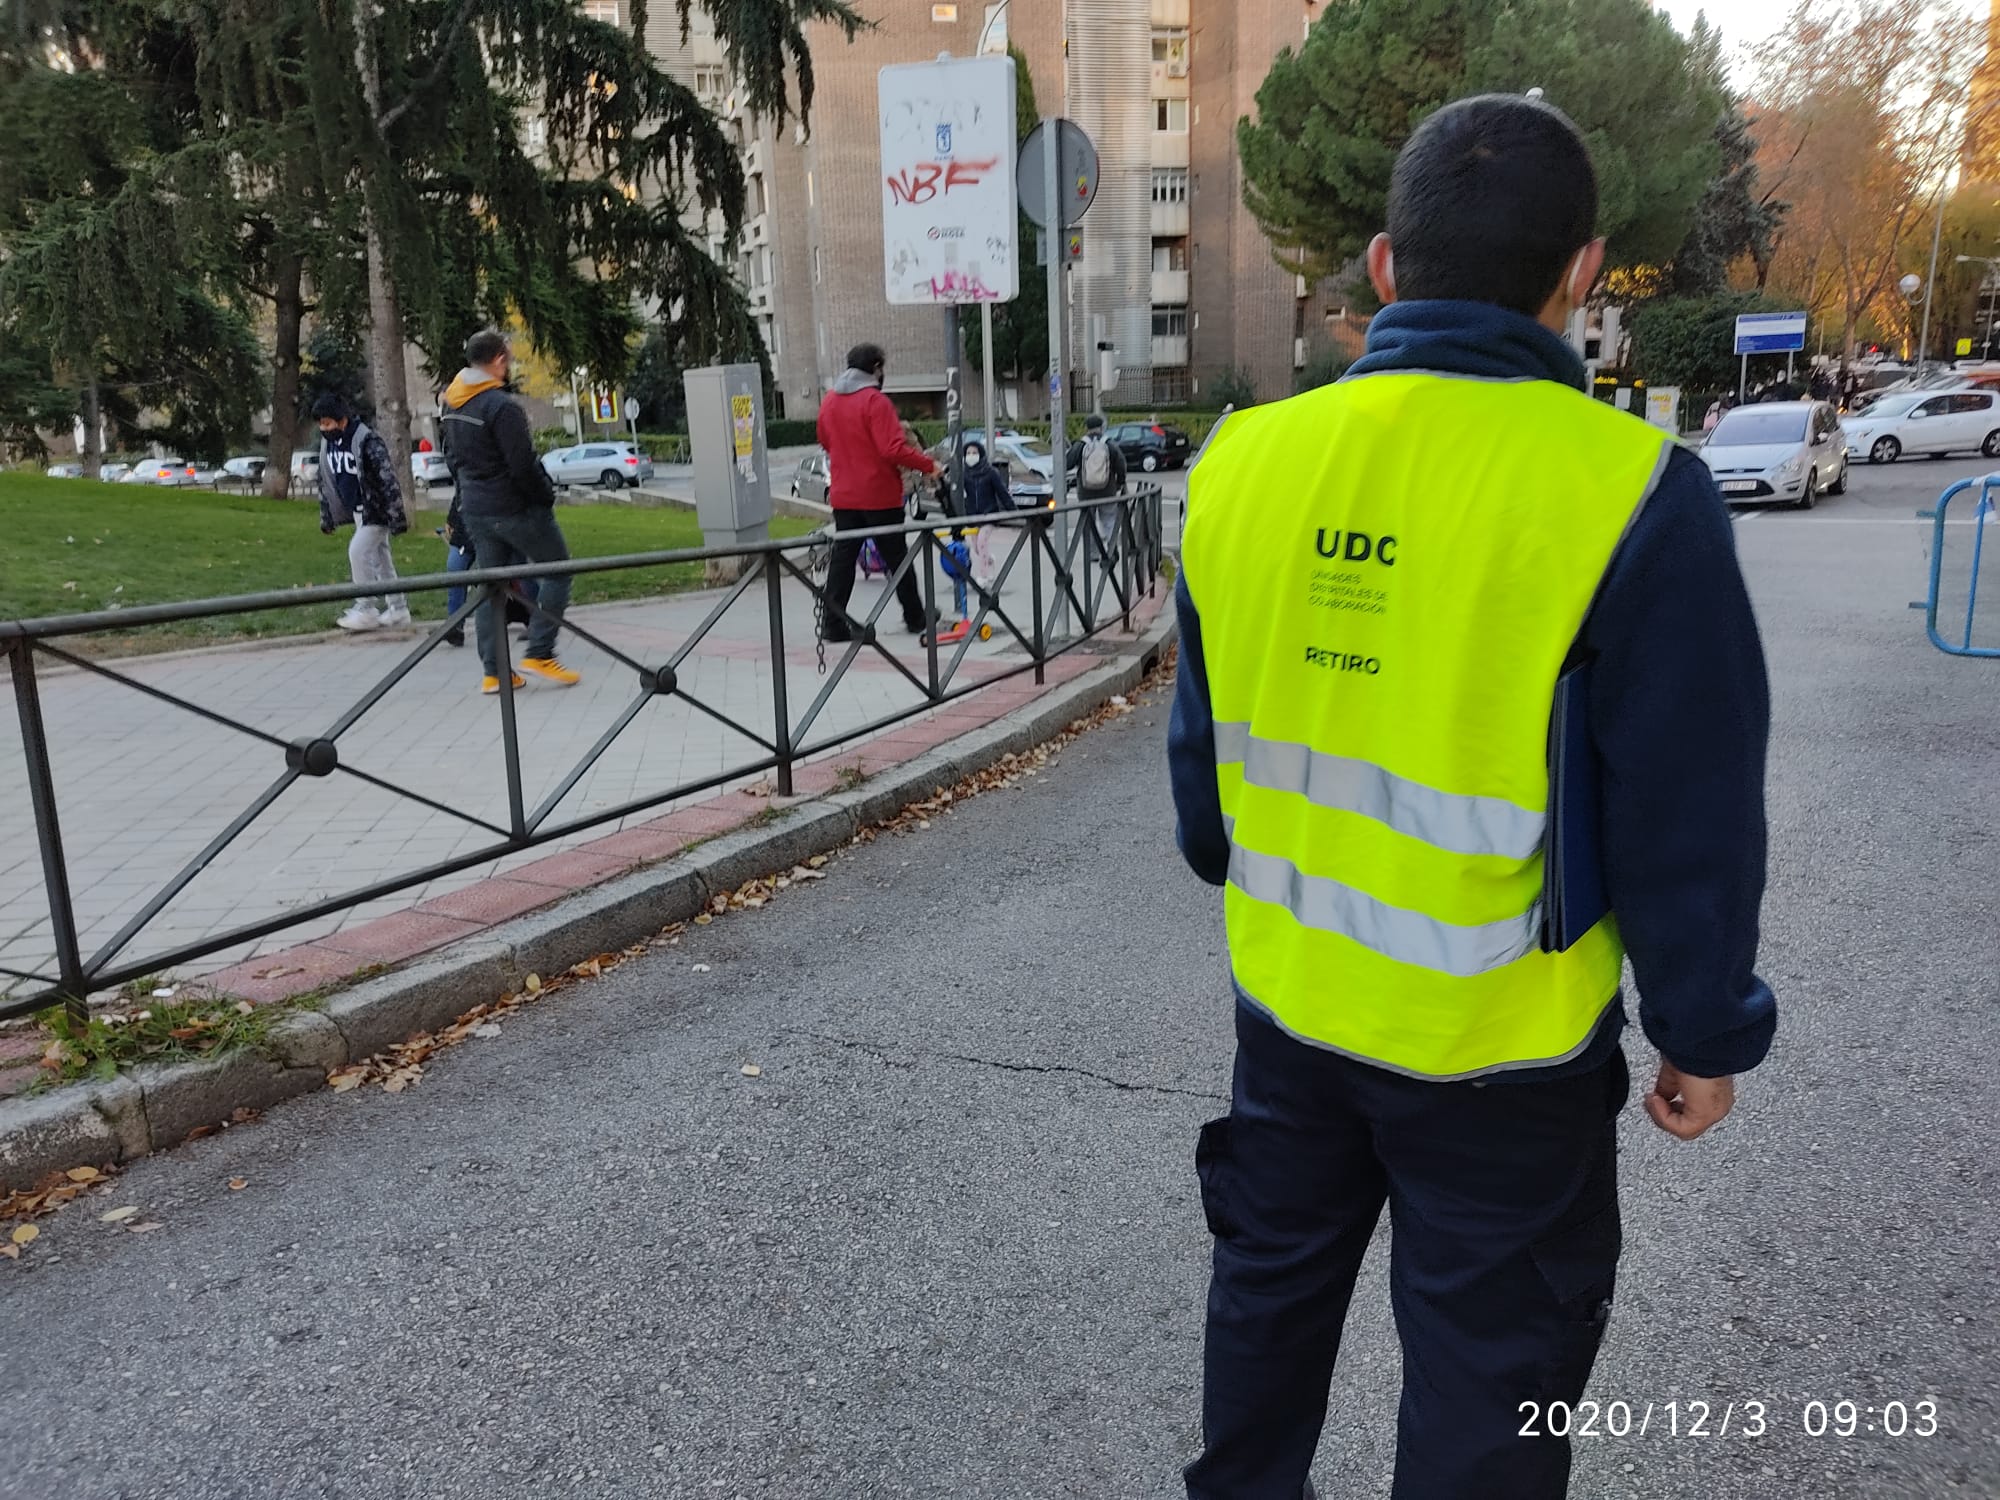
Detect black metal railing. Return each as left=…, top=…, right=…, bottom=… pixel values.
left=1, top=489, right=1165, bottom=1019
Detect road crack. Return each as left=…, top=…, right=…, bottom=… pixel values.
left=786, top=1029, right=1227, bottom=1103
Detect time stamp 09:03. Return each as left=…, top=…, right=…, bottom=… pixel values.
left=1517, top=1399, right=1942, bottom=1440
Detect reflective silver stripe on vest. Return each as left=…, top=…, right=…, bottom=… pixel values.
left=1228, top=842, right=1542, bottom=977
left=1213, top=722, right=1544, bottom=860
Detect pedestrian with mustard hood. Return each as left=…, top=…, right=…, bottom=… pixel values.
left=439, top=329, right=580, bottom=694
left=1171, top=94, right=1776, bottom=1499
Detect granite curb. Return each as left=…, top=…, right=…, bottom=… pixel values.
left=0, top=610, right=1176, bottom=1190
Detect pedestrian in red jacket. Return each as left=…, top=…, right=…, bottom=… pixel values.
left=815, top=343, right=940, bottom=643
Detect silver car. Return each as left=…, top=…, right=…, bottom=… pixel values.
left=1699, top=400, right=1846, bottom=509
left=541, top=441, right=655, bottom=489
left=791, top=449, right=830, bottom=504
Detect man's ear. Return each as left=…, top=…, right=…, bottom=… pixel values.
left=1568, top=238, right=1607, bottom=307
left=1366, top=233, right=1397, bottom=305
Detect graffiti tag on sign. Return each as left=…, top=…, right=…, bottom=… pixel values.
left=884, top=158, right=998, bottom=207
left=731, top=395, right=754, bottom=458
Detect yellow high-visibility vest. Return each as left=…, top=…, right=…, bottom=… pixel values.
left=1181, top=372, right=1671, bottom=1079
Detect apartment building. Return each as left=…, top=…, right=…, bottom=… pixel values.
left=634, top=0, right=1353, bottom=419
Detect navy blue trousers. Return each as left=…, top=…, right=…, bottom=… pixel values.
left=1186, top=1003, right=1626, bottom=1500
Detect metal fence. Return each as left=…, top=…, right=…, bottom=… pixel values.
left=2, top=489, right=1164, bottom=1020
left=1920, top=477, right=1999, bottom=659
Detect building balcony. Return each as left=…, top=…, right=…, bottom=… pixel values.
left=1151, top=132, right=1190, bottom=170
left=1150, top=201, right=1189, bottom=237
left=1151, top=269, right=1190, bottom=305
left=1152, top=335, right=1189, bottom=366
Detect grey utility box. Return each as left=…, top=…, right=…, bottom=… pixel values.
left=683, top=365, right=774, bottom=562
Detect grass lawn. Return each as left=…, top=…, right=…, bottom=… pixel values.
left=0, top=473, right=816, bottom=654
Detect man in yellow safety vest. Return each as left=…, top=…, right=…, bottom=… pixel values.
left=1170, top=94, right=1776, bottom=1498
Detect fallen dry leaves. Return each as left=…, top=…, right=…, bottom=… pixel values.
left=1, top=1162, right=120, bottom=1258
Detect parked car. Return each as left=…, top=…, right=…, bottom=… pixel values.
left=186, top=463, right=220, bottom=486
left=44, top=462, right=83, bottom=479
left=120, top=457, right=199, bottom=487
left=98, top=462, right=131, bottom=483
left=790, top=448, right=830, bottom=504
left=1106, top=420, right=1192, bottom=473
left=222, top=456, right=267, bottom=485
left=541, top=441, right=654, bottom=489
left=1699, top=400, right=1846, bottom=507
left=411, top=450, right=453, bottom=488
left=290, top=450, right=320, bottom=490
left=1842, top=388, right=2000, bottom=465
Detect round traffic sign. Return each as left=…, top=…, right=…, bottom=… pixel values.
left=1017, top=119, right=1098, bottom=229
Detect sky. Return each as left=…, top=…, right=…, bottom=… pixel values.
left=1656, top=0, right=1990, bottom=87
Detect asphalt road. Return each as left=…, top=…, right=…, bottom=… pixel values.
left=1, top=453, right=1995, bottom=1499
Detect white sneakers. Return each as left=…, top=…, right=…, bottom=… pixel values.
left=338, top=605, right=411, bottom=631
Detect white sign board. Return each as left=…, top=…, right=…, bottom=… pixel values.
left=1645, top=386, right=1681, bottom=433
left=879, top=55, right=1019, bottom=306
left=1734, top=311, right=1807, bottom=355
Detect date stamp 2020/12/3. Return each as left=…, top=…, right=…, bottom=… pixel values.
left=1517, top=1398, right=1941, bottom=1440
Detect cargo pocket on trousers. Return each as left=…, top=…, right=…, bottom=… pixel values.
left=1195, top=1117, right=1234, bottom=1240
left=1529, top=1203, right=1621, bottom=1403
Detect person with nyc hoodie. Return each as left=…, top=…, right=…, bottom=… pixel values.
left=314, top=392, right=410, bottom=633
left=439, top=329, right=580, bottom=694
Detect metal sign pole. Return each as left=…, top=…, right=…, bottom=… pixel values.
left=981, top=302, right=998, bottom=440
left=1738, top=353, right=1747, bottom=404
left=945, top=308, right=966, bottom=518
left=1045, top=119, right=1070, bottom=639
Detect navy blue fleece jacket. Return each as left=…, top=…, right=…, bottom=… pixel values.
left=1169, top=300, right=1777, bottom=1081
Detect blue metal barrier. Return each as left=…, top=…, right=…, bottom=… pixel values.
left=1921, top=475, right=2000, bottom=658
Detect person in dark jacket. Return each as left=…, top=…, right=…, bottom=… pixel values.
left=814, top=343, right=941, bottom=644
left=1066, top=412, right=1129, bottom=559
left=315, top=393, right=410, bottom=632
left=958, top=439, right=1012, bottom=587
left=440, top=329, right=578, bottom=694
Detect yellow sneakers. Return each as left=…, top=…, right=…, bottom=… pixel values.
left=519, top=657, right=581, bottom=686
left=480, top=673, right=527, bottom=696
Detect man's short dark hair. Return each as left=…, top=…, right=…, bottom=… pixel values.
left=846, top=343, right=886, bottom=374
left=310, top=391, right=349, bottom=421
left=1386, top=94, right=1598, bottom=317
left=1084, top=413, right=1105, bottom=430
left=465, top=328, right=511, bottom=367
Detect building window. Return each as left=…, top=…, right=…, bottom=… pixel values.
left=813, top=247, right=823, bottom=284
left=759, top=246, right=773, bottom=287
left=806, top=170, right=815, bottom=207
left=1155, top=99, right=1188, bottom=134
left=750, top=174, right=767, bottom=217
left=1152, top=29, right=1189, bottom=77
left=581, top=0, right=620, bottom=22
left=524, top=116, right=547, bottom=154
left=1151, top=307, right=1189, bottom=338
left=1153, top=367, right=1191, bottom=405
left=1152, top=242, right=1189, bottom=273
left=1151, top=168, right=1188, bottom=204
left=693, top=64, right=726, bottom=99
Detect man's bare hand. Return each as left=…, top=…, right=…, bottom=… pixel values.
left=1644, top=1063, right=1735, bottom=1140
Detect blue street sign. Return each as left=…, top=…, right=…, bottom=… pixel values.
left=1734, top=311, right=1807, bottom=355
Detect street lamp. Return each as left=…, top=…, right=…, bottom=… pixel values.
left=1954, top=254, right=2000, bottom=360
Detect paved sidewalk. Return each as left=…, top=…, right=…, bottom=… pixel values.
left=0, top=528, right=1162, bottom=1043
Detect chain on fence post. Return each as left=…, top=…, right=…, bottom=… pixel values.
left=9, top=638, right=88, bottom=1021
